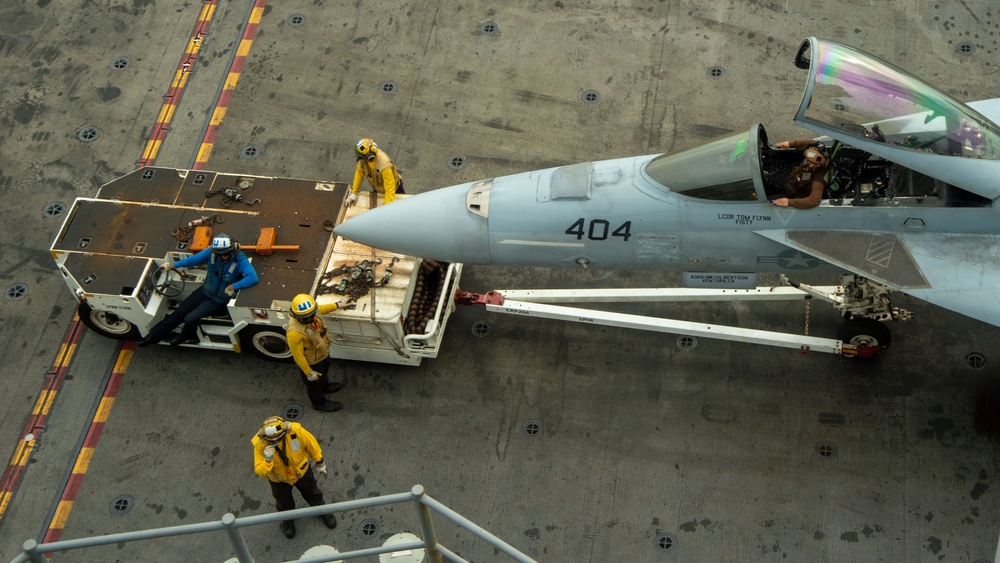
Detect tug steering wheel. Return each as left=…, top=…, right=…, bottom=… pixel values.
left=153, top=266, right=186, bottom=298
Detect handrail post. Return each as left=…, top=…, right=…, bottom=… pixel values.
left=21, top=540, right=48, bottom=563
left=221, top=513, right=253, bottom=563
left=410, top=485, right=443, bottom=563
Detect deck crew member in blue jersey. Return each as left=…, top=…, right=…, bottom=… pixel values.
left=344, top=137, right=405, bottom=207
left=138, top=233, right=258, bottom=347
left=252, top=416, right=338, bottom=539
left=286, top=294, right=346, bottom=412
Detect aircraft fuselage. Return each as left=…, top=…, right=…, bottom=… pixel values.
left=334, top=153, right=995, bottom=278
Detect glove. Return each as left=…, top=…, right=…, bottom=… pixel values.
left=263, top=445, right=275, bottom=461
left=335, top=300, right=345, bottom=310
left=344, top=193, right=357, bottom=207
left=315, top=463, right=328, bottom=477
left=307, top=370, right=321, bottom=382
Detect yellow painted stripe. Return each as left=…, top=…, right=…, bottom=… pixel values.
left=50, top=500, right=74, bottom=529
left=113, top=349, right=133, bottom=373
left=196, top=143, right=214, bottom=164
left=30, top=389, right=48, bottom=411
left=209, top=107, right=227, bottom=126
left=250, top=6, right=264, bottom=24
left=43, top=391, right=56, bottom=414
left=53, top=342, right=70, bottom=368
left=54, top=342, right=68, bottom=364
left=9, top=439, right=34, bottom=467
left=56, top=343, right=76, bottom=369
left=94, top=397, right=115, bottom=423
left=142, top=139, right=162, bottom=160
left=152, top=110, right=168, bottom=126
left=39, top=392, right=55, bottom=416
left=236, top=38, right=253, bottom=57
left=156, top=103, right=176, bottom=124
left=71, top=448, right=95, bottom=474
left=224, top=72, right=240, bottom=90
left=32, top=390, right=55, bottom=415
left=0, top=492, right=12, bottom=517
left=200, top=4, right=216, bottom=21
left=172, top=69, right=192, bottom=89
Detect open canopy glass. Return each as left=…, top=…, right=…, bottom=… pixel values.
left=795, top=37, right=1000, bottom=161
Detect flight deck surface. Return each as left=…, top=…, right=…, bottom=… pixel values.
left=1, top=1, right=999, bottom=562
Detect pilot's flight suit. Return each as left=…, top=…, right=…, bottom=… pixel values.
left=781, top=139, right=830, bottom=209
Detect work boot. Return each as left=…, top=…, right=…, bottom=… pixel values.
left=136, top=336, right=158, bottom=348
left=313, top=400, right=342, bottom=413
left=324, top=382, right=343, bottom=394
left=320, top=513, right=338, bottom=529
left=280, top=520, right=296, bottom=539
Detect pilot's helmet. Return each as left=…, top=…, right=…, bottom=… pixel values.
left=356, top=138, right=378, bottom=162
left=803, top=148, right=828, bottom=168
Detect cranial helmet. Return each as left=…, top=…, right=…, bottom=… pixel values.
left=355, top=138, right=378, bottom=161
left=290, top=293, right=317, bottom=322
left=260, top=416, right=289, bottom=442
left=211, top=233, right=235, bottom=255
left=803, top=148, right=828, bottom=167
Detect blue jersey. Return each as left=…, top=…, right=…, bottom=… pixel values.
left=174, top=248, right=259, bottom=303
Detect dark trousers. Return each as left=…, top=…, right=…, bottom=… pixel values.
left=146, top=287, right=228, bottom=342
left=301, top=357, right=331, bottom=407
left=268, top=467, right=328, bottom=522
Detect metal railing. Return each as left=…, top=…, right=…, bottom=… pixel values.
left=10, top=485, right=537, bottom=563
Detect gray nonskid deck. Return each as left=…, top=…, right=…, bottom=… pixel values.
left=2, top=1, right=999, bottom=561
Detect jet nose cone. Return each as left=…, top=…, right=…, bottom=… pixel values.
left=334, top=183, right=491, bottom=263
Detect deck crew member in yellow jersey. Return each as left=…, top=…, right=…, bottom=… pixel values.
left=252, top=416, right=338, bottom=539
left=286, top=294, right=346, bottom=412
left=344, top=138, right=405, bottom=207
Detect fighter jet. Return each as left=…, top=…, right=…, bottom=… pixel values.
left=335, top=37, right=1000, bottom=342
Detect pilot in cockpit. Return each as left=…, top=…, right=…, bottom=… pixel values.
left=771, top=140, right=830, bottom=209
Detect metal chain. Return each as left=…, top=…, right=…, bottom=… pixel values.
left=316, top=258, right=396, bottom=301
left=204, top=186, right=261, bottom=208
left=803, top=295, right=811, bottom=336
left=171, top=213, right=224, bottom=242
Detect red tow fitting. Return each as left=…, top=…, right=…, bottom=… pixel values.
left=454, top=290, right=505, bottom=306
left=840, top=344, right=883, bottom=358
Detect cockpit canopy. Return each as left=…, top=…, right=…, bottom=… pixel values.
left=640, top=37, right=1000, bottom=202
left=792, top=37, right=1000, bottom=199
left=794, top=38, right=1000, bottom=161
left=642, top=131, right=759, bottom=202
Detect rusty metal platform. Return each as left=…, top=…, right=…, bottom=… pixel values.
left=53, top=167, right=350, bottom=308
